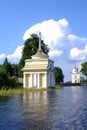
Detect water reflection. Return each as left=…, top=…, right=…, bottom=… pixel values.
left=0, top=86, right=87, bottom=130
left=22, top=91, right=49, bottom=120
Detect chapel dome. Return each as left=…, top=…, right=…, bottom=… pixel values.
left=32, top=50, right=49, bottom=59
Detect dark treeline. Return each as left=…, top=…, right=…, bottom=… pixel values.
left=0, top=57, right=64, bottom=89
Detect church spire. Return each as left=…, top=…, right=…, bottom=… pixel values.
left=39, top=32, right=42, bottom=51
left=31, top=31, right=49, bottom=59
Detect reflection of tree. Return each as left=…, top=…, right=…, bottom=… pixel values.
left=0, top=96, right=10, bottom=102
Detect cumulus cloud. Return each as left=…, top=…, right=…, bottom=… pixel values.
left=0, top=53, right=5, bottom=60
left=23, top=19, right=69, bottom=44
left=68, top=34, right=87, bottom=42
left=7, top=45, right=23, bottom=63
left=68, top=34, right=87, bottom=47
left=0, top=45, right=23, bottom=63
left=70, top=46, right=87, bottom=61
left=49, top=50, right=63, bottom=58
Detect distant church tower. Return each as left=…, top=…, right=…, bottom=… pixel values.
left=71, top=65, right=80, bottom=83
left=22, top=32, right=55, bottom=88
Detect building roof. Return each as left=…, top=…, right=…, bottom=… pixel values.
left=32, top=50, right=49, bottom=59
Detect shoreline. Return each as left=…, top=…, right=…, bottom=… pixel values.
left=0, top=85, right=62, bottom=96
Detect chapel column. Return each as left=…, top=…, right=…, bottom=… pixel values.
left=38, top=73, right=40, bottom=88
left=30, top=74, right=33, bottom=87
left=45, top=72, right=47, bottom=88
left=33, top=74, right=37, bottom=87
left=23, top=74, right=26, bottom=88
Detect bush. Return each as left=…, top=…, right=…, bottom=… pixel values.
left=0, top=67, right=18, bottom=89
left=7, top=77, right=18, bottom=88
left=0, top=68, right=9, bottom=89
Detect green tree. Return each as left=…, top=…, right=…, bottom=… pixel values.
left=0, top=64, right=18, bottom=89
left=11, top=64, right=18, bottom=77
left=0, top=66, right=9, bottom=88
left=55, top=67, right=64, bottom=84
left=18, top=33, right=49, bottom=77
left=80, top=62, right=87, bottom=79
left=3, top=57, right=12, bottom=77
left=80, top=76, right=86, bottom=84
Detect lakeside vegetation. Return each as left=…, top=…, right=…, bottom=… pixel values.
left=0, top=85, right=63, bottom=96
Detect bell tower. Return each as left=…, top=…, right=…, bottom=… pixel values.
left=71, top=65, right=80, bottom=83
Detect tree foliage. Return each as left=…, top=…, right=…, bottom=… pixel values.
left=18, top=34, right=49, bottom=77
left=80, top=76, right=86, bottom=84
left=80, top=62, right=87, bottom=79
left=3, top=57, right=18, bottom=77
left=55, top=67, right=64, bottom=84
left=0, top=65, right=9, bottom=88
left=0, top=58, right=18, bottom=89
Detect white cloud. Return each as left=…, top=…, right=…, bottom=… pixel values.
left=49, top=50, right=63, bottom=58
left=7, top=45, right=23, bottom=63
left=70, top=46, right=87, bottom=61
left=0, top=53, right=5, bottom=60
left=0, top=46, right=23, bottom=64
left=23, top=18, right=69, bottom=50
left=68, top=34, right=87, bottom=41
left=68, top=34, right=87, bottom=47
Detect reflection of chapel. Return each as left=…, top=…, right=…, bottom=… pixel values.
left=22, top=32, right=55, bottom=88
left=71, top=65, right=80, bottom=83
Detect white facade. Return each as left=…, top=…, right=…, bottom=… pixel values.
left=22, top=60, right=55, bottom=88
left=71, top=65, right=80, bottom=83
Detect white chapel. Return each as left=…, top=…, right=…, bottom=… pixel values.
left=22, top=32, right=55, bottom=88
left=71, top=65, right=80, bottom=83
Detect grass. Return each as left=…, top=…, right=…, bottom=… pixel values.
left=55, top=84, right=63, bottom=89
left=0, top=85, right=63, bottom=96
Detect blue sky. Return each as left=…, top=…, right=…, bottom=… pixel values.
left=0, top=0, right=87, bottom=81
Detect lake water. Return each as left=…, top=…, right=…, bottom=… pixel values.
left=0, top=86, right=87, bottom=130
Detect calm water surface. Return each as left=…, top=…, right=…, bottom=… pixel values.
left=0, top=86, right=87, bottom=130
